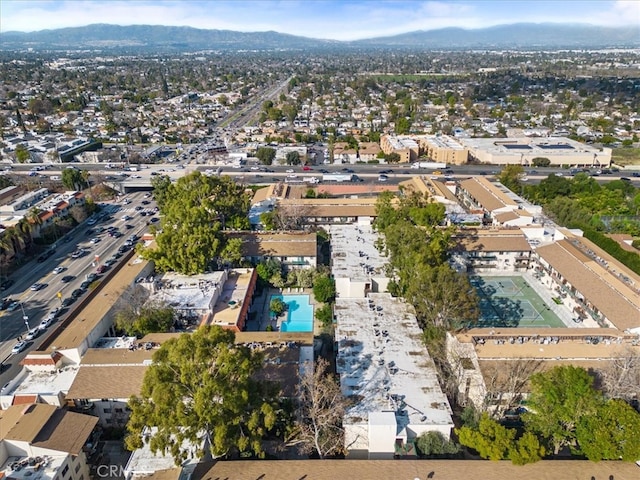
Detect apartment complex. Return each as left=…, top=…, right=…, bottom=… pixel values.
left=379, top=135, right=419, bottom=163
left=416, top=135, right=469, bottom=165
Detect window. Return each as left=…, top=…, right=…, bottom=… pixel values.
left=61, top=465, right=69, bottom=477
left=115, top=408, right=123, bottom=413
left=75, top=464, right=81, bottom=474
left=78, top=475, right=84, bottom=480
left=105, top=418, right=112, bottom=424
left=103, top=408, right=111, bottom=414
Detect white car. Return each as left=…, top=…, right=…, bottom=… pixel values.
left=38, top=316, right=54, bottom=331
left=52, top=266, right=66, bottom=274
left=90, top=237, right=101, bottom=244
left=25, top=328, right=40, bottom=341
left=11, top=341, right=27, bottom=354
left=286, top=169, right=294, bottom=173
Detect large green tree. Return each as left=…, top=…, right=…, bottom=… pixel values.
left=576, top=399, right=640, bottom=462
left=457, top=413, right=515, bottom=461
left=312, top=274, right=335, bottom=303
left=256, top=147, right=276, bottom=165
left=523, top=365, right=602, bottom=455
left=115, top=303, right=175, bottom=337
left=126, top=326, right=277, bottom=462
left=141, top=171, right=251, bottom=274
left=498, top=164, right=524, bottom=192
left=62, top=167, right=88, bottom=190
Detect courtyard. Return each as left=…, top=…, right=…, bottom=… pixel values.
left=469, top=275, right=566, bottom=328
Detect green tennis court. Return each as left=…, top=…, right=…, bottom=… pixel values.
left=469, top=275, right=565, bottom=328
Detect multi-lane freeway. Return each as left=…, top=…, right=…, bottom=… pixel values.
left=0, top=191, right=156, bottom=381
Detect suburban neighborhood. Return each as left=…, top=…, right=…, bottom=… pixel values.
left=1, top=8, right=640, bottom=480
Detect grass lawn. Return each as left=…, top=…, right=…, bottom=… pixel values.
left=612, top=147, right=640, bottom=166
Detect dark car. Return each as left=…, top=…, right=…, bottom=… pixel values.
left=0, top=279, right=14, bottom=290
left=61, top=275, right=75, bottom=283
left=96, top=265, right=108, bottom=274
left=72, top=288, right=84, bottom=298
left=61, top=297, right=76, bottom=308
left=632, top=172, right=640, bottom=177
left=124, top=224, right=134, bottom=229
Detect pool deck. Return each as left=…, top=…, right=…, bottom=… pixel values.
left=247, top=287, right=321, bottom=335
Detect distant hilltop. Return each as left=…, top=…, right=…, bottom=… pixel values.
left=1, top=23, right=638, bottom=52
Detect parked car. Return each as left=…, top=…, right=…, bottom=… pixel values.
left=96, top=265, right=108, bottom=274
left=61, top=297, right=75, bottom=308
left=71, top=288, right=84, bottom=299
left=11, top=341, right=27, bottom=354
left=38, top=316, right=55, bottom=331
left=25, top=328, right=40, bottom=341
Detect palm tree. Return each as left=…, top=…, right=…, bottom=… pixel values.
left=15, top=219, right=33, bottom=252
left=27, top=207, right=43, bottom=240
left=0, top=230, right=15, bottom=269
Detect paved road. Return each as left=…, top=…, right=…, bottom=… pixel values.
left=0, top=191, right=154, bottom=375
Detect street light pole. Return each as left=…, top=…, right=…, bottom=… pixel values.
left=20, top=302, right=30, bottom=331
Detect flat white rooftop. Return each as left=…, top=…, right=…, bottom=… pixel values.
left=330, top=224, right=386, bottom=282
left=147, top=271, right=227, bottom=313
left=1, top=455, right=67, bottom=480
left=335, top=293, right=453, bottom=431
left=5, top=366, right=78, bottom=397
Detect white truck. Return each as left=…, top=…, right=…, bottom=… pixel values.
left=322, top=173, right=355, bottom=182
left=411, top=161, right=447, bottom=170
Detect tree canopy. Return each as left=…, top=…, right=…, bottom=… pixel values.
left=523, top=365, right=602, bottom=455
left=374, top=191, right=479, bottom=331
left=256, top=147, right=276, bottom=165
left=115, top=303, right=175, bottom=337
left=126, top=326, right=277, bottom=462
left=62, top=167, right=88, bottom=190
left=141, top=171, right=251, bottom=274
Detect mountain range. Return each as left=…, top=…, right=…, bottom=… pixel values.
left=1, top=23, right=638, bottom=52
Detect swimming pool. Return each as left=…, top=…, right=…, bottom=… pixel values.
left=270, top=294, right=314, bottom=332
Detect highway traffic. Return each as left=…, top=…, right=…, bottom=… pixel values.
left=0, top=191, right=156, bottom=376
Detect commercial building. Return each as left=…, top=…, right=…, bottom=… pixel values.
left=458, top=137, right=612, bottom=167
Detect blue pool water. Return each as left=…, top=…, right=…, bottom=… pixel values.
left=270, top=294, right=314, bottom=332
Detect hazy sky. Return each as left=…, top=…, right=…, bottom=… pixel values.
left=2, top=0, right=639, bottom=41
